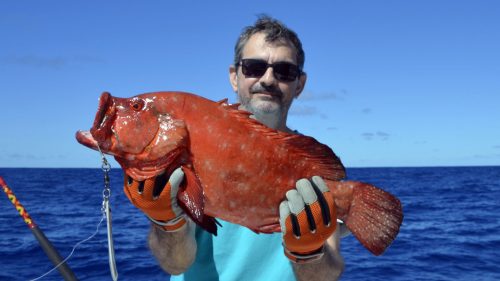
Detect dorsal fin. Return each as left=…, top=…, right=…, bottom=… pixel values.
left=217, top=99, right=240, bottom=110
left=216, top=98, right=228, bottom=105
left=223, top=106, right=346, bottom=181
left=283, top=134, right=346, bottom=180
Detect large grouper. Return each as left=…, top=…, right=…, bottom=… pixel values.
left=76, top=91, right=403, bottom=256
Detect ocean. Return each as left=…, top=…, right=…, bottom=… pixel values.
left=0, top=166, right=499, bottom=281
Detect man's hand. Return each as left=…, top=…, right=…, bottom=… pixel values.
left=279, top=176, right=336, bottom=263
left=124, top=167, right=187, bottom=232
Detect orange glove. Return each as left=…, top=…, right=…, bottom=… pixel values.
left=124, top=167, right=186, bottom=232
left=279, top=176, right=336, bottom=263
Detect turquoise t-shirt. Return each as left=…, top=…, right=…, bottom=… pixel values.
left=170, top=220, right=296, bottom=281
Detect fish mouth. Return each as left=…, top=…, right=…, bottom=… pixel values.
left=76, top=92, right=116, bottom=151
left=75, top=130, right=98, bottom=150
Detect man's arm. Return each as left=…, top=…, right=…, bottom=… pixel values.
left=148, top=220, right=197, bottom=275
left=124, top=168, right=197, bottom=275
left=292, top=224, right=344, bottom=281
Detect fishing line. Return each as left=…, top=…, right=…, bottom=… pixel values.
left=97, top=143, right=119, bottom=281
left=29, top=214, right=106, bottom=281
left=31, top=143, right=118, bottom=280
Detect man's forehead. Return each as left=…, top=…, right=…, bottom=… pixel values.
left=242, top=33, right=297, bottom=60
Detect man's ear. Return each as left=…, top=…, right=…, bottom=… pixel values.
left=294, top=72, right=307, bottom=98
left=229, top=65, right=238, bottom=92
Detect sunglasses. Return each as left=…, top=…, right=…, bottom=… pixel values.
left=237, top=59, right=302, bottom=82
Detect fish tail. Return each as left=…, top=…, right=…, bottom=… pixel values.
left=177, top=166, right=218, bottom=235
left=328, top=180, right=403, bottom=255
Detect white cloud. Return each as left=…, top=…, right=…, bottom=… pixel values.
left=362, top=131, right=390, bottom=141
left=300, top=91, right=346, bottom=101
left=289, top=105, right=318, bottom=116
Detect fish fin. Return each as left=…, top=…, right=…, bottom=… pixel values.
left=225, top=103, right=241, bottom=110
left=216, top=98, right=228, bottom=105
left=177, top=166, right=218, bottom=235
left=226, top=107, right=346, bottom=180
left=257, top=223, right=281, bottom=234
left=281, top=134, right=345, bottom=180
left=217, top=99, right=240, bottom=110
left=329, top=180, right=403, bottom=255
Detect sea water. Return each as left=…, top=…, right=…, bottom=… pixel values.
left=0, top=167, right=499, bottom=280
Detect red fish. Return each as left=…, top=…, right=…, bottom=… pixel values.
left=76, top=91, right=403, bottom=255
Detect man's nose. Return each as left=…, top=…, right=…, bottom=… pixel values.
left=259, top=66, right=277, bottom=86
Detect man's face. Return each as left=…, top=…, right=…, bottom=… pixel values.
left=229, top=32, right=306, bottom=128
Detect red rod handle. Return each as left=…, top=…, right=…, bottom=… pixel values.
left=1, top=176, right=78, bottom=281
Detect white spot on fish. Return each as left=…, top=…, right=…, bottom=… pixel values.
left=152, top=114, right=178, bottom=145
left=229, top=201, right=236, bottom=210
left=236, top=182, right=248, bottom=192
left=236, top=164, right=244, bottom=172
left=144, top=98, right=155, bottom=107
left=204, top=160, right=213, bottom=171
left=219, top=142, right=226, bottom=150
left=158, top=114, right=175, bottom=130
left=259, top=169, right=266, bottom=176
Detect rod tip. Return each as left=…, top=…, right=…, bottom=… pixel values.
left=0, top=176, right=6, bottom=186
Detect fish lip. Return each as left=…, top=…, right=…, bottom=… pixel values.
left=75, top=130, right=98, bottom=149
left=89, top=92, right=116, bottom=147
left=76, top=130, right=120, bottom=157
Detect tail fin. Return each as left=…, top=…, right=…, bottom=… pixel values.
left=329, top=180, right=403, bottom=255
left=177, top=166, right=218, bottom=235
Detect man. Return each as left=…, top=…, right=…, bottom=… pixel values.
left=125, top=16, right=346, bottom=280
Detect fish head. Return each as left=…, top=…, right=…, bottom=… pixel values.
left=76, top=92, right=189, bottom=179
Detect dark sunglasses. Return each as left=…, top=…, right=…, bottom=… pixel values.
left=237, top=59, right=302, bottom=82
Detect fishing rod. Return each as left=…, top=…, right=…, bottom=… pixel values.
left=0, top=176, right=78, bottom=281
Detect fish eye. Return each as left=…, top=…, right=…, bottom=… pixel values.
left=130, top=98, right=145, bottom=111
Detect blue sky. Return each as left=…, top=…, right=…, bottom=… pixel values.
left=1, top=1, right=499, bottom=168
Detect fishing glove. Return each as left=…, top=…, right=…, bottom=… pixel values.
left=124, top=167, right=187, bottom=232
left=279, top=176, right=336, bottom=263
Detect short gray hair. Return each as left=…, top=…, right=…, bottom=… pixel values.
left=233, top=15, right=305, bottom=71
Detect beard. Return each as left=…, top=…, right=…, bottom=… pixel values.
left=245, top=84, right=283, bottom=113
left=249, top=95, right=281, bottom=113
left=239, top=94, right=285, bottom=130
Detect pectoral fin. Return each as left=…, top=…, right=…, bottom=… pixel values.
left=177, top=166, right=218, bottom=235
